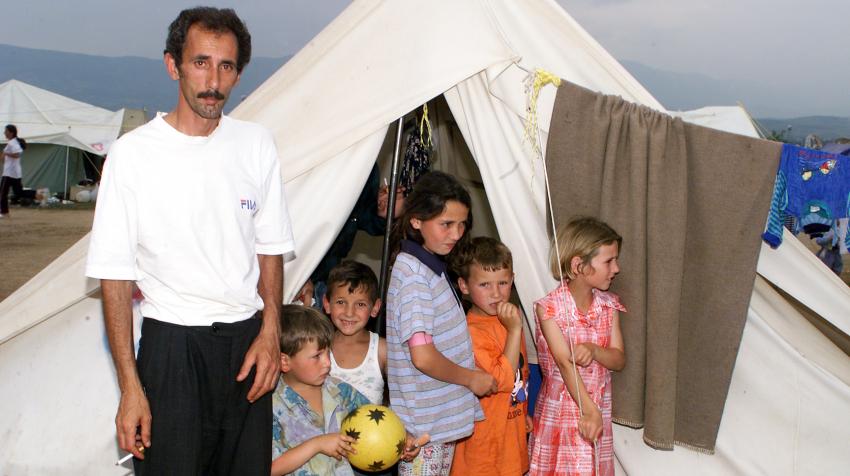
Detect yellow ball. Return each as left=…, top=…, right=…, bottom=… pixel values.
left=340, top=404, right=407, bottom=472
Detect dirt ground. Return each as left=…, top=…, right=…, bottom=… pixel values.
left=0, top=205, right=95, bottom=301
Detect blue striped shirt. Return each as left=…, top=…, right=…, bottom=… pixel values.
left=386, top=242, right=483, bottom=444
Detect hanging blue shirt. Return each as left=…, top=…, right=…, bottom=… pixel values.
left=762, top=144, right=850, bottom=249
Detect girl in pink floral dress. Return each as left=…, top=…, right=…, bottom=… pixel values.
left=529, top=217, right=626, bottom=476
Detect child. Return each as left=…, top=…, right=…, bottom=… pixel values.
left=323, top=260, right=387, bottom=405
left=529, top=217, right=626, bottom=476
left=386, top=171, right=498, bottom=476
left=271, top=305, right=420, bottom=476
left=449, top=237, right=531, bottom=476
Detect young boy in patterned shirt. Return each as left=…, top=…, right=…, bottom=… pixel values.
left=271, top=305, right=422, bottom=476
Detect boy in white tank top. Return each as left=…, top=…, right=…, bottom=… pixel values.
left=323, top=260, right=387, bottom=405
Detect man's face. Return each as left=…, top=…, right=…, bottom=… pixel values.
left=167, top=24, right=241, bottom=120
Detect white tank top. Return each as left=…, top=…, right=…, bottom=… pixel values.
left=330, top=332, right=385, bottom=404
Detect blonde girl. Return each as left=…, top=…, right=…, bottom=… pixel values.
left=529, top=216, right=626, bottom=476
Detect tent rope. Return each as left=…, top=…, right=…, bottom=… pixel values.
left=419, top=103, right=433, bottom=149
left=523, top=69, right=561, bottom=158
left=532, top=71, right=601, bottom=475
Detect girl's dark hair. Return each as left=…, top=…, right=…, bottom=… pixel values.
left=390, top=170, right=473, bottom=259
left=6, top=124, right=25, bottom=149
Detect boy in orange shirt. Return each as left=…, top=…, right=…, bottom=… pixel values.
left=450, top=237, right=530, bottom=476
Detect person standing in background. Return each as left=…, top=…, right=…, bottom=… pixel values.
left=0, top=124, right=26, bottom=217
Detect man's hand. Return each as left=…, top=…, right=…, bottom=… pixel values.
left=294, top=279, right=314, bottom=306
left=377, top=185, right=405, bottom=219
left=237, top=325, right=281, bottom=402
left=570, top=342, right=596, bottom=367
left=116, top=388, right=151, bottom=460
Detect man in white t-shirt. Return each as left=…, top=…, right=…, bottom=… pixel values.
left=0, top=124, right=25, bottom=217
left=86, top=7, right=294, bottom=475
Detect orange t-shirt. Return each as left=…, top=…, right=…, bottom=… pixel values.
left=451, top=310, right=530, bottom=476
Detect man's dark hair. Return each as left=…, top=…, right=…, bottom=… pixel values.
left=164, top=6, right=252, bottom=73
left=326, top=260, right=380, bottom=303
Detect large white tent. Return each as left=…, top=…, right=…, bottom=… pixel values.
left=1, top=1, right=848, bottom=474
left=0, top=79, right=125, bottom=196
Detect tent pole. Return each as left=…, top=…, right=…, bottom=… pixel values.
left=64, top=146, right=70, bottom=200
left=378, top=117, right=404, bottom=332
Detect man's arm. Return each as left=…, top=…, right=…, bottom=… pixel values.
left=237, top=254, right=283, bottom=402
left=102, top=279, right=150, bottom=459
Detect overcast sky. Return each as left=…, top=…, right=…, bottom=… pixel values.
left=1, top=0, right=846, bottom=116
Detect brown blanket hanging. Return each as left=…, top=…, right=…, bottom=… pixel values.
left=545, top=81, right=781, bottom=452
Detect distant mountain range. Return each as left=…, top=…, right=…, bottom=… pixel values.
left=0, top=44, right=289, bottom=114
left=621, top=60, right=850, bottom=142
left=0, top=44, right=846, bottom=142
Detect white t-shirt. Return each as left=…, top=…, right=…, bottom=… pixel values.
left=86, top=114, right=295, bottom=326
left=3, top=138, right=23, bottom=178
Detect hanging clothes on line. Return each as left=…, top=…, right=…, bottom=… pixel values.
left=399, top=109, right=432, bottom=195
left=763, top=144, right=850, bottom=248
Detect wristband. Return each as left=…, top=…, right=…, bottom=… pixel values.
left=407, top=332, right=433, bottom=347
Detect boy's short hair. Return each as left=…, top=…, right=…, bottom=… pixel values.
left=451, top=236, right=513, bottom=280
left=326, top=260, right=379, bottom=302
left=279, top=304, right=334, bottom=356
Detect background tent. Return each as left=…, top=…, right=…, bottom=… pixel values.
left=669, top=105, right=765, bottom=139
left=0, top=0, right=848, bottom=474
left=821, top=142, right=850, bottom=155
left=0, top=79, right=125, bottom=196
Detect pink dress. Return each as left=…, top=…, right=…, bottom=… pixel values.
left=529, top=282, right=625, bottom=476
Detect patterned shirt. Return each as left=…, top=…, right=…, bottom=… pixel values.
left=386, top=240, right=483, bottom=444
left=272, top=376, right=370, bottom=476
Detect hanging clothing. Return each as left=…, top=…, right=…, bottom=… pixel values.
left=545, top=80, right=781, bottom=453
left=762, top=144, right=850, bottom=248
left=815, top=228, right=844, bottom=276
left=400, top=129, right=431, bottom=195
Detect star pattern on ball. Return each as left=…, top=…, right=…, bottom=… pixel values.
left=395, top=438, right=405, bottom=457
left=345, top=428, right=361, bottom=441
left=342, top=407, right=359, bottom=424
left=368, top=408, right=386, bottom=424
left=368, top=461, right=386, bottom=471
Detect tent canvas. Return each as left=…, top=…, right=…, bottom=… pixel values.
left=0, top=79, right=124, bottom=196
left=1, top=0, right=848, bottom=474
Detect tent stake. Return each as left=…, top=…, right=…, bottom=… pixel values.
left=378, top=117, right=404, bottom=333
